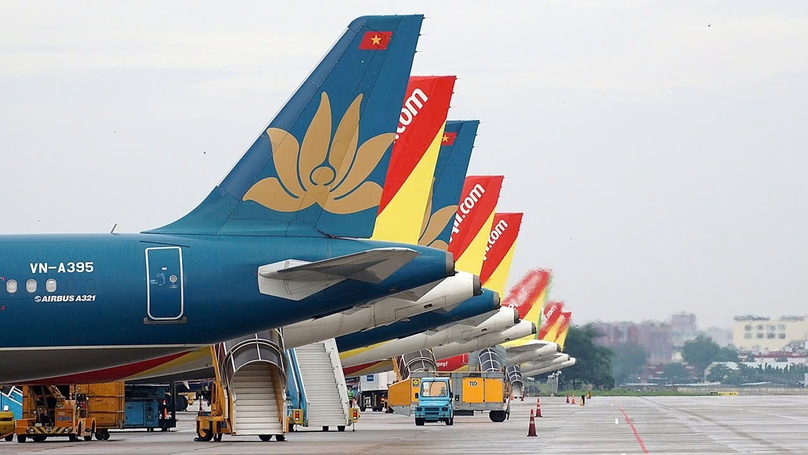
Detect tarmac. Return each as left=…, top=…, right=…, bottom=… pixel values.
left=1, top=395, right=807, bottom=454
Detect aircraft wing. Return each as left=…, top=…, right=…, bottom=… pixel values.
left=258, top=248, right=419, bottom=301
left=505, top=339, right=557, bottom=357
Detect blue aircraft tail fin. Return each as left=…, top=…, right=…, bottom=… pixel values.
left=417, top=120, right=479, bottom=250
left=147, top=15, right=423, bottom=237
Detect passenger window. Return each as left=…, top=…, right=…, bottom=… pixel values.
left=46, top=279, right=57, bottom=293
left=26, top=279, right=37, bottom=293
left=66, top=279, right=76, bottom=292
left=6, top=279, right=17, bottom=294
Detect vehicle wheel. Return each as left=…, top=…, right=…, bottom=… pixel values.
left=213, top=433, right=222, bottom=442
left=322, top=426, right=328, bottom=432
left=415, top=418, right=425, bottom=426
left=359, top=405, right=366, bottom=412
left=176, top=394, right=188, bottom=412
left=17, top=435, right=26, bottom=443
left=32, top=435, right=46, bottom=442
left=489, top=410, right=506, bottom=423
left=258, top=434, right=272, bottom=442
left=146, top=427, right=153, bottom=432
left=447, top=417, right=454, bottom=426
left=337, top=426, right=345, bottom=432
left=195, top=422, right=214, bottom=442
left=103, top=430, right=111, bottom=440
left=275, top=434, right=286, bottom=442
left=5, top=434, right=13, bottom=442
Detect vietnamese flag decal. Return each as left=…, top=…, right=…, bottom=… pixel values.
left=359, top=31, right=392, bottom=50
left=441, top=132, right=457, bottom=145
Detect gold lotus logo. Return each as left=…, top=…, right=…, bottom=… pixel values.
left=418, top=178, right=457, bottom=251
left=244, top=93, right=395, bottom=214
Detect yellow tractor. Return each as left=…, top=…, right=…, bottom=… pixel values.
left=15, top=386, right=95, bottom=443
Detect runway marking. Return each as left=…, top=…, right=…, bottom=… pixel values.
left=643, top=397, right=793, bottom=454
left=620, top=408, right=649, bottom=454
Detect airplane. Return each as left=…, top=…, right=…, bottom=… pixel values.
left=338, top=175, right=522, bottom=369
left=0, top=15, right=462, bottom=384
left=32, top=82, right=481, bottom=385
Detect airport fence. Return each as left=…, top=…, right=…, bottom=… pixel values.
left=678, top=386, right=808, bottom=396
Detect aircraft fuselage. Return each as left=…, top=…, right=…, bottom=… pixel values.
left=0, top=233, right=449, bottom=383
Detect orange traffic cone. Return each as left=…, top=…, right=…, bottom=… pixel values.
left=571, top=396, right=576, bottom=405
left=536, top=399, right=542, bottom=418
left=527, top=409, right=537, bottom=437
left=565, top=394, right=569, bottom=403
left=587, top=390, right=592, bottom=400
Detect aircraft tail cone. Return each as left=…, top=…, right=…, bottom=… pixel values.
left=527, top=409, right=537, bottom=437
left=536, top=398, right=542, bottom=418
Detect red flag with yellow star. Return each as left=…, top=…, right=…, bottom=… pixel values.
left=441, top=131, right=457, bottom=145
left=359, top=31, right=392, bottom=50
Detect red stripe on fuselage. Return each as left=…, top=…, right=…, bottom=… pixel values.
left=24, top=351, right=189, bottom=385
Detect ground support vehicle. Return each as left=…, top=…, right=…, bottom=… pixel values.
left=15, top=385, right=96, bottom=443
left=357, top=372, right=396, bottom=412
left=388, top=371, right=510, bottom=422
left=195, top=331, right=288, bottom=442
left=72, top=382, right=125, bottom=440
left=413, top=376, right=453, bottom=426
left=124, top=384, right=177, bottom=432
left=0, top=409, right=14, bottom=441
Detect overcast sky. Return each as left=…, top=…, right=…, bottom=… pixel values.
left=1, top=1, right=806, bottom=328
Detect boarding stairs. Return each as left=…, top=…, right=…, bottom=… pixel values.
left=196, top=330, right=287, bottom=442
left=288, top=338, right=352, bottom=431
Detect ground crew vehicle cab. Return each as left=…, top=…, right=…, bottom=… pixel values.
left=414, top=377, right=453, bottom=426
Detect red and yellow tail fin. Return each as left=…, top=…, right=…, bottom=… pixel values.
left=479, top=213, right=522, bottom=297
left=448, top=176, right=504, bottom=275
left=552, top=312, right=572, bottom=351
left=538, top=300, right=564, bottom=340
left=372, top=76, right=455, bottom=243
left=501, top=269, right=552, bottom=322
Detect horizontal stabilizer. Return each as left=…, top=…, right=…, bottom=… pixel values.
left=258, top=248, right=419, bottom=301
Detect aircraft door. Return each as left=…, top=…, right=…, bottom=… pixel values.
left=145, top=246, right=184, bottom=321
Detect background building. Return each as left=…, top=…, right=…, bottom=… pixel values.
left=670, top=312, right=699, bottom=347
left=592, top=320, right=673, bottom=364
left=703, top=326, right=734, bottom=347
left=733, top=316, right=808, bottom=351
